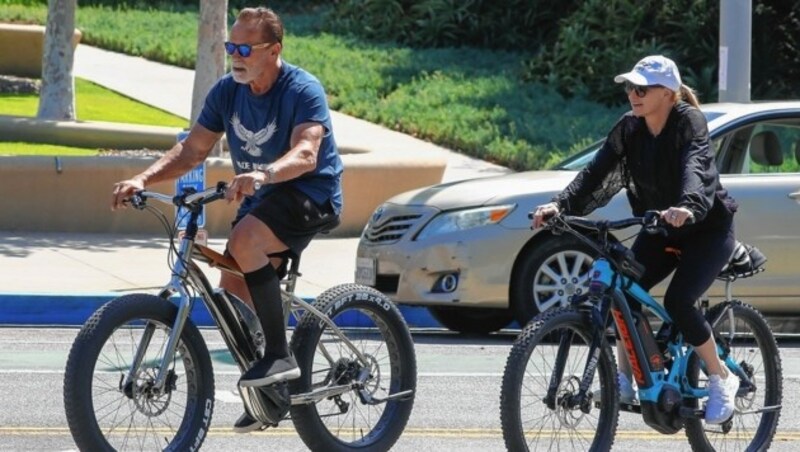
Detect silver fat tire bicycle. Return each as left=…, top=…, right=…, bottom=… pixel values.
left=62, top=183, right=417, bottom=451
left=500, top=212, right=782, bottom=451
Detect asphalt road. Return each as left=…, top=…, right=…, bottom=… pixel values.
left=1, top=327, right=799, bottom=451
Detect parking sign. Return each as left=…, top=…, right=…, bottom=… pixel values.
left=174, top=132, right=205, bottom=229
left=175, top=163, right=206, bottom=229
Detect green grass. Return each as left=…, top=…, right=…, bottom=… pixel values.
left=0, top=141, right=97, bottom=156
left=0, top=78, right=187, bottom=127
left=0, top=3, right=623, bottom=169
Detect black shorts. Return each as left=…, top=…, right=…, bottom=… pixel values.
left=233, top=184, right=340, bottom=256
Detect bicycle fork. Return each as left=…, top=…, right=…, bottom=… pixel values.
left=545, top=300, right=611, bottom=414
left=122, top=239, right=197, bottom=395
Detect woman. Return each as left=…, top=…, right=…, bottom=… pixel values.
left=533, top=55, right=739, bottom=424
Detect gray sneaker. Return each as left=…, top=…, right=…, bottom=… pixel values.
left=239, top=354, right=301, bottom=388
left=233, top=412, right=265, bottom=434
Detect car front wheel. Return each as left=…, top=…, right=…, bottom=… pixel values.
left=510, top=236, right=597, bottom=327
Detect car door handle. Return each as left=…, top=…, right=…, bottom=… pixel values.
left=789, top=190, right=800, bottom=202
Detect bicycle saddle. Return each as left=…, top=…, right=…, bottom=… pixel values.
left=718, top=241, right=767, bottom=280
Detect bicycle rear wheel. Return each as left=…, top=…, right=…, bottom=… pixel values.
left=289, top=283, right=416, bottom=452
left=685, top=301, right=782, bottom=451
left=63, top=294, right=215, bottom=451
left=500, top=307, right=619, bottom=451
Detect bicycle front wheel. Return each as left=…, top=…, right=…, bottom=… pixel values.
left=63, top=294, right=215, bottom=451
left=289, top=283, right=417, bottom=452
left=500, top=307, right=619, bottom=452
left=685, top=300, right=782, bottom=451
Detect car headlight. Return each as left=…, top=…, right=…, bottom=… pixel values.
left=415, top=204, right=516, bottom=241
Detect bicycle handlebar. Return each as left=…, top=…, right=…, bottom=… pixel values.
left=130, top=181, right=228, bottom=209
left=534, top=210, right=662, bottom=234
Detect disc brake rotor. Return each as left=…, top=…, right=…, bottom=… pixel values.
left=555, top=376, right=586, bottom=428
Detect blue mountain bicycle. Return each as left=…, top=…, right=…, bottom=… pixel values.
left=500, top=211, right=782, bottom=451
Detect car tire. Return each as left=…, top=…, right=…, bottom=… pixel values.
left=510, top=235, right=597, bottom=327
left=428, top=306, right=514, bottom=335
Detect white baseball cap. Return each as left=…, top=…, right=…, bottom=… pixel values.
left=614, top=55, right=682, bottom=92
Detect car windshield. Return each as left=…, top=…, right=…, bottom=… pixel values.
left=554, top=110, right=728, bottom=171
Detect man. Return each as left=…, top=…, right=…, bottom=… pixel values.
left=111, top=6, right=343, bottom=432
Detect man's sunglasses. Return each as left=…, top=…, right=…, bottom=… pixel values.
left=624, top=81, right=660, bottom=98
left=224, top=41, right=275, bottom=58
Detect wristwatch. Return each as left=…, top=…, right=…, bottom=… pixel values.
left=265, top=165, right=276, bottom=183
left=253, top=166, right=275, bottom=191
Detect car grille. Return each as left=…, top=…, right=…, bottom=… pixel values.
left=363, top=213, right=423, bottom=244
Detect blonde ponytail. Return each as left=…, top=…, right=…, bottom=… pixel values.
left=675, top=84, right=700, bottom=108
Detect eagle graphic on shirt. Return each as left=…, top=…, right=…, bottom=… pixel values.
left=230, top=113, right=277, bottom=158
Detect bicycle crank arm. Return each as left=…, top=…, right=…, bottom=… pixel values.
left=679, top=403, right=782, bottom=420
left=736, top=404, right=782, bottom=415
left=290, top=384, right=352, bottom=405
left=679, top=406, right=706, bottom=419
left=359, top=389, right=415, bottom=405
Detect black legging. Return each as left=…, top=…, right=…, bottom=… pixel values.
left=629, top=222, right=735, bottom=346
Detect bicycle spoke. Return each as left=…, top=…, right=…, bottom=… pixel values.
left=290, top=285, right=415, bottom=451
left=686, top=302, right=782, bottom=451
left=502, top=309, right=617, bottom=451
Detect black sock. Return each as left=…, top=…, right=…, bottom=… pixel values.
left=243, top=263, right=288, bottom=358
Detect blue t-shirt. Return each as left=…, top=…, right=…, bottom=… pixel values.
left=197, top=63, right=343, bottom=214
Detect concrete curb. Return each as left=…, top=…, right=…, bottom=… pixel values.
left=0, top=115, right=182, bottom=149
left=0, top=292, right=441, bottom=328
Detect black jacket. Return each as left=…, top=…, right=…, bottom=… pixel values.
left=553, top=102, right=737, bottom=233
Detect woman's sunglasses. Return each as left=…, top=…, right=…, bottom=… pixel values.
left=224, top=41, right=275, bottom=58
left=624, top=81, right=660, bottom=98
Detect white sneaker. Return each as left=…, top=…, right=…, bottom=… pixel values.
left=705, top=371, right=740, bottom=424
left=618, top=372, right=638, bottom=405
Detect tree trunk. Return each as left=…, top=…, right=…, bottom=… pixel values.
left=192, top=0, right=228, bottom=156
left=37, top=0, right=77, bottom=120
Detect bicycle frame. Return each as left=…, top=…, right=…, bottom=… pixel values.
left=123, top=187, right=374, bottom=410
left=503, top=213, right=783, bottom=452
left=549, top=214, right=755, bottom=415
left=590, top=258, right=673, bottom=401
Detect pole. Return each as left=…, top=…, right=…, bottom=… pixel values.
left=718, top=0, right=752, bottom=102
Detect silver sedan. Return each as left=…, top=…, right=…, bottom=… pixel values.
left=356, top=102, right=800, bottom=334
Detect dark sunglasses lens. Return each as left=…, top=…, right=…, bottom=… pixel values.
left=224, top=42, right=252, bottom=57
left=625, top=82, right=648, bottom=97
